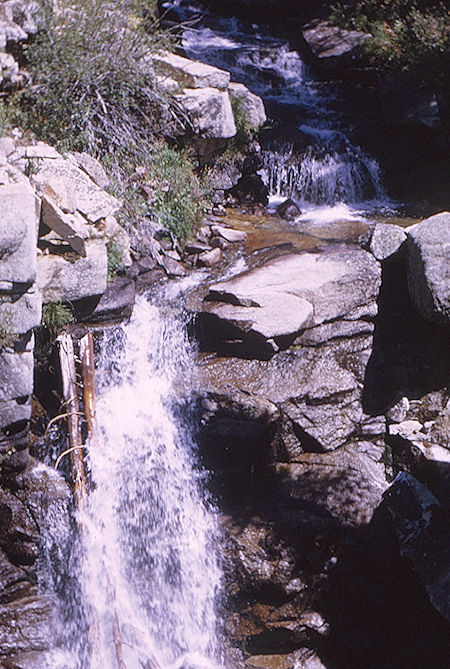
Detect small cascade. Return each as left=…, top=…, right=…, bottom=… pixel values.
left=48, top=290, right=223, bottom=669
left=164, top=0, right=395, bottom=216
left=262, top=139, right=386, bottom=207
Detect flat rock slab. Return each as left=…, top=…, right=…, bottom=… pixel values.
left=407, top=211, right=450, bottom=328
left=152, top=51, right=231, bottom=90
left=199, top=247, right=380, bottom=355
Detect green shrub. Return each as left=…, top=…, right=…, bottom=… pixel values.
left=41, top=301, right=74, bottom=334
left=107, top=237, right=125, bottom=280
left=19, top=0, right=180, bottom=159
left=229, top=94, right=254, bottom=153
left=330, top=1, right=449, bottom=70
left=141, top=144, right=207, bottom=240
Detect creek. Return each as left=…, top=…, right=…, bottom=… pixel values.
left=44, top=3, right=431, bottom=668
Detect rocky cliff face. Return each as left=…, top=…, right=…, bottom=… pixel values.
left=189, top=213, right=450, bottom=667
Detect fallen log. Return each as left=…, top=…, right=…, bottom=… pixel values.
left=57, top=333, right=88, bottom=511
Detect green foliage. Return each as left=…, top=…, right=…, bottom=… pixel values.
left=0, top=325, right=17, bottom=350
left=18, top=0, right=181, bottom=159
left=140, top=144, right=207, bottom=240
left=41, top=301, right=74, bottom=334
left=107, top=237, right=125, bottom=280
left=330, top=1, right=450, bottom=71
left=229, top=94, right=254, bottom=153
left=0, top=308, right=18, bottom=350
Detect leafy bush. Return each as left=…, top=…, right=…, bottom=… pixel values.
left=41, top=301, right=74, bottom=334
left=107, top=237, right=125, bottom=280
left=229, top=93, right=254, bottom=153
left=18, top=0, right=181, bottom=159
left=330, top=1, right=450, bottom=70
left=140, top=144, right=207, bottom=240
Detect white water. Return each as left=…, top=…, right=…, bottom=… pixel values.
left=49, top=291, right=223, bottom=669
left=164, top=0, right=396, bottom=220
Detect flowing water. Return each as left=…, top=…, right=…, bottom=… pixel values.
left=47, top=286, right=223, bottom=669
left=42, top=5, right=405, bottom=667
left=163, top=0, right=396, bottom=221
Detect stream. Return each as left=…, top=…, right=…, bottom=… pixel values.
left=163, top=0, right=396, bottom=222
left=46, top=3, right=412, bottom=668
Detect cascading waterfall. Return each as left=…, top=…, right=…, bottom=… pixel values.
left=49, top=289, right=223, bottom=669
left=164, top=0, right=392, bottom=214
left=262, top=136, right=386, bottom=207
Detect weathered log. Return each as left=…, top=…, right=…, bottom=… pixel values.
left=57, top=333, right=88, bottom=510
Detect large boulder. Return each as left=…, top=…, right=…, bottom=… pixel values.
left=152, top=51, right=230, bottom=90
left=407, top=211, right=450, bottom=328
left=228, top=82, right=267, bottom=129
left=37, top=239, right=108, bottom=303
left=0, top=182, right=40, bottom=287
left=175, top=87, right=236, bottom=140
left=197, top=247, right=381, bottom=356
left=30, top=155, right=121, bottom=223
left=275, top=442, right=388, bottom=527
left=302, top=20, right=370, bottom=63
left=383, top=472, right=450, bottom=622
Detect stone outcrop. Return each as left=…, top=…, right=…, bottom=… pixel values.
left=0, top=137, right=131, bottom=456
left=0, top=462, right=72, bottom=666
left=383, top=472, right=450, bottom=622
left=0, top=173, right=41, bottom=440
left=197, top=246, right=380, bottom=357
left=192, top=212, right=450, bottom=666
left=152, top=51, right=266, bottom=162
left=407, top=211, right=450, bottom=328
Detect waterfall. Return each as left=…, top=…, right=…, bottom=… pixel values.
left=47, top=289, right=223, bottom=669
left=165, top=0, right=394, bottom=215
left=262, top=138, right=386, bottom=207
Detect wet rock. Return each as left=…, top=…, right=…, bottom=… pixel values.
left=83, top=276, right=135, bottom=324
left=184, top=241, right=212, bottom=255
left=383, top=472, right=450, bottom=621
left=245, top=648, right=326, bottom=668
left=303, top=20, right=370, bottom=62
left=380, top=71, right=441, bottom=129
left=276, top=199, right=301, bottom=220
left=407, top=211, right=450, bottom=328
left=198, top=247, right=380, bottom=358
left=0, top=595, right=54, bottom=656
left=198, top=247, right=222, bottom=267
left=161, top=255, right=188, bottom=278
left=228, top=519, right=298, bottom=593
left=369, top=222, right=407, bottom=261
left=274, top=442, right=388, bottom=526
left=232, top=174, right=268, bottom=205
left=211, top=225, right=247, bottom=243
